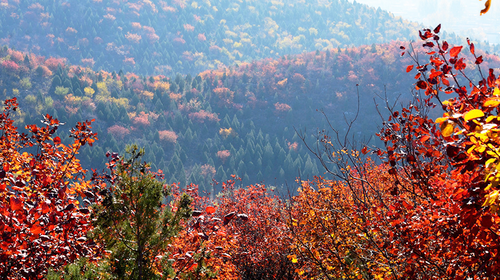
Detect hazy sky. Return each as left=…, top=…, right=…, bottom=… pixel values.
left=353, top=0, right=500, bottom=45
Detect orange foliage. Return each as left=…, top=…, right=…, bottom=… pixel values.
left=213, top=87, right=234, bottom=106
left=173, top=37, right=186, bottom=45
left=1, top=60, right=19, bottom=73
left=131, top=22, right=142, bottom=29
left=27, top=3, right=44, bottom=10
left=125, top=32, right=141, bottom=44
left=132, top=111, right=150, bottom=127
left=147, top=33, right=160, bottom=43
left=36, top=65, right=52, bottom=77
left=216, top=150, right=230, bottom=164
left=288, top=26, right=500, bottom=279
left=107, top=124, right=130, bottom=140
left=81, top=58, right=95, bottom=67
left=142, top=25, right=155, bottom=34
left=44, top=57, right=65, bottom=71
left=209, top=45, right=222, bottom=53
left=287, top=141, right=298, bottom=152
left=183, top=23, right=194, bottom=32
left=154, top=81, right=170, bottom=93
left=103, top=13, right=115, bottom=20
left=65, top=27, right=77, bottom=35
left=274, top=102, right=291, bottom=114
left=219, top=127, right=237, bottom=139
left=291, top=73, right=305, bottom=84
left=197, top=33, right=207, bottom=42
left=8, top=50, right=24, bottom=62
left=169, top=92, right=182, bottom=102
left=123, top=57, right=135, bottom=65
left=200, top=164, right=216, bottom=178
left=158, top=130, right=178, bottom=144
left=188, top=110, right=220, bottom=123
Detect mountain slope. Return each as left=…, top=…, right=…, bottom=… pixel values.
left=0, top=0, right=423, bottom=75
left=3, top=41, right=499, bottom=192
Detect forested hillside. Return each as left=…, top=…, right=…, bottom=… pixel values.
left=2, top=40, right=500, bottom=192
left=0, top=0, right=428, bottom=75
left=3, top=0, right=500, bottom=277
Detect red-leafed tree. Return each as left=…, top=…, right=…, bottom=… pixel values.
left=290, top=25, right=500, bottom=279
left=170, top=179, right=296, bottom=279
left=0, top=98, right=101, bottom=279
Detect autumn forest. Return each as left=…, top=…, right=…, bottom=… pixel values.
left=1, top=0, right=500, bottom=279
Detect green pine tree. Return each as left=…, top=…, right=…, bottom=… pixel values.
left=92, top=145, right=192, bottom=280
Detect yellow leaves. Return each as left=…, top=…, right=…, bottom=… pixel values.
left=435, top=117, right=449, bottom=124
left=288, top=254, right=298, bottom=263
left=494, top=87, right=500, bottom=96
left=483, top=190, right=500, bottom=212
left=154, top=81, right=170, bottom=93
left=169, top=92, right=182, bottom=102
left=140, top=90, right=154, bottom=100
left=440, top=121, right=455, bottom=137
left=486, top=158, right=498, bottom=169
left=83, top=87, right=95, bottom=97
left=277, top=78, right=288, bottom=88
left=483, top=98, right=500, bottom=107
left=464, top=109, right=485, bottom=121
left=219, top=127, right=237, bottom=139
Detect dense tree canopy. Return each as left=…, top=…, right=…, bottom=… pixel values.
left=0, top=0, right=500, bottom=277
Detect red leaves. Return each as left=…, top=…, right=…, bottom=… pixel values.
left=64, top=203, right=75, bottom=211
left=10, top=197, right=22, bottom=211
left=454, top=58, right=466, bottom=71
left=0, top=98, right=101, bottom=278
left=488, top=68, right=496, bottom=87
left=373, top=26, right=500, bottom=278
left=434, top=24, right=442, bottom=34
left=170, top=181, right=290, bottom=278
left=420, top=135, right=430, bottom=143
left=449, top=46, right=463, bottom=58
left=206, top=206, right=216, bottom=214
left=187, top=262, right=198, bottom=271
left=406, top=65, right=414, bottom=73
left=442, top=41, right=449, bottom=51
left=480, top=214, right=493, bottom=228
left=419, top=29, right=433, bottom=40
left=30, top=223, right=44, bottom=235
left=416, top=80, right=428, bottom=90
left=423, top=42, right=434, bottom=48
left=475, top=55, right=483, bottom=65
left=429, top=70, right=443, bottom=79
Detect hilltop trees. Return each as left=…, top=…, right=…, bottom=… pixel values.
left=0, top=0, right=425, bottom=75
